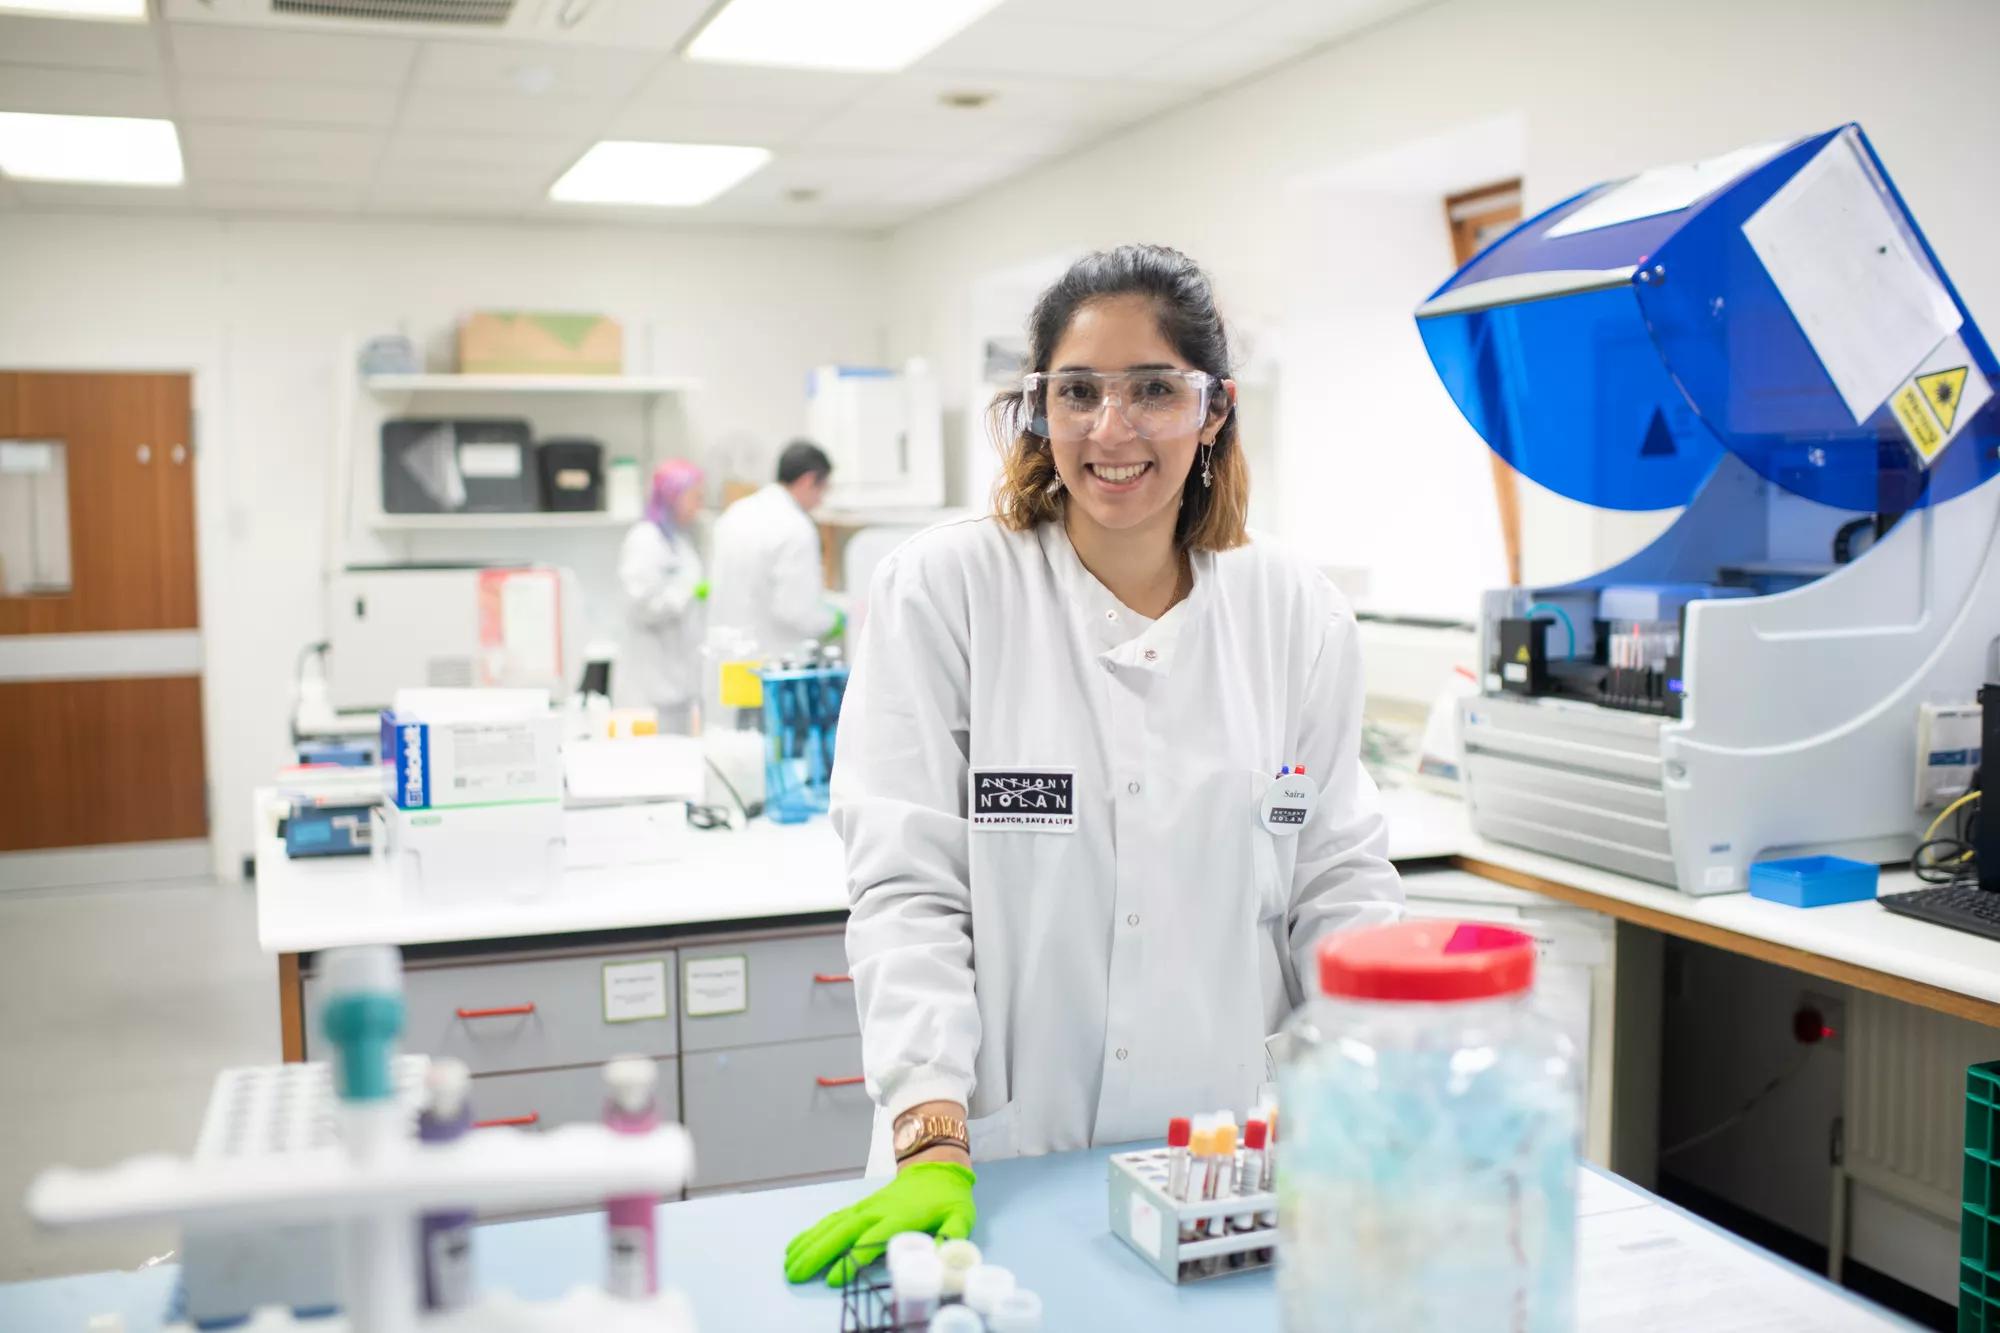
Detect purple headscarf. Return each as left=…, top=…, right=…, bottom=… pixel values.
left=645, top=459, right=705, bottom=536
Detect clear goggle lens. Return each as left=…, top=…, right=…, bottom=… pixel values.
left=1024, top=369, right=1215, bottom=441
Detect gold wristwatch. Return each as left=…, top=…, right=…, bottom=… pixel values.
left=893, top=1112, right=969, bottom=1163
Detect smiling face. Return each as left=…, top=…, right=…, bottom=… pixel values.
left=1044, top=294, right=1228, bottom=542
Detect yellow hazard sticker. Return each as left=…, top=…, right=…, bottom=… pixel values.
left=1917, top=366, right=1968, bottom=434
left=1891, top=384, right=1945, bottom=461
left=1885, top=333, right=1991, bottom=467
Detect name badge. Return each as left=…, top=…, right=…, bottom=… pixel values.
left=1260, top=769, right=1318, bottom=836
left=970, top=768, right=1077, bottom=833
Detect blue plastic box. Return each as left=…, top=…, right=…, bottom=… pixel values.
left=1747, top=855, right=1879, bottom=908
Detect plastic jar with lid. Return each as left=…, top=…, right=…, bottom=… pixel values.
left=1276, top=920, right=1579, bottom=1333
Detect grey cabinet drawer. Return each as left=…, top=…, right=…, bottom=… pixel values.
left=305, top=950, right=677, bottom=1074
left=678, top=932, right=857, bottom=1054
left=681, top=1036, right=871, bottom=1188
left=467, top=1057, right=680, bottom=1134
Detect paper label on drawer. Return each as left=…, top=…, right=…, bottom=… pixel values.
left=683, top=954, right=749, bottom=1018
left=1127, top=1192, right=1164, bottom=1261
left=602, top=959, right=669, bottom=1024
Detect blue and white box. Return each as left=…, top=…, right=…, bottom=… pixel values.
left=381, top=688, right=563, bottom=811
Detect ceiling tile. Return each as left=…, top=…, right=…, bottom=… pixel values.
left=915, top=13, right=1192, bottom=80
left=410, top=38, right=660, bottom=101
left=1250, top=0, right=1430, bottom=44
left=844, top=72, right=1182, bottom=127
left=374, top=157, right=561, bottom=193
left=176, top=76, right=398, bottom=128
left=797, top=101, right=1022, bottom=156
left=12, top=180, right=189, bottom=210
left=398, top=87, right=619, bottom=135
left=635, top=59, right=877, bottom=113
left=180, top=121, right=382, bottom=186
left=988, top=0, right=1236, bottom=28
left=378, top=130, right=584, bottom=174
left=882, top=151, right=1048, bottom=211
left=604, top=98, right=823, bottom=147
left=0, top=14, right=159, bottom=71
left=0, top=62, right=170, bottom=117
left=196, top=180, right=366, bottom=214
left=168, top=23, right=417, bottom=87
left=368, top=181, right=538, bottom=216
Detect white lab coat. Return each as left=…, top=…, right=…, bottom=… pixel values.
left=617, top=521, right=704, bottom=715
left=707, top=483, right=837, bottom=658
left=833, top=517, right=1403, bottom=1174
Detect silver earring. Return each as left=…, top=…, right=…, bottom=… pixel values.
left=1045, top=471, right=1065, bottom=496
left=1200, top=442, right=1213, bottom=489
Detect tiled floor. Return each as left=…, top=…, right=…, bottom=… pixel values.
left=0, top=877, right=276, bottom=1282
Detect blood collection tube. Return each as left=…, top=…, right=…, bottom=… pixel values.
left=1166, top=1116, right=1192, bottom=1202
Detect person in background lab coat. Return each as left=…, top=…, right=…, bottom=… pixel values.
left=783, top=245, right=1404, bottom=1285
left=707, top=440, right=840, bottom=658
left=617, top=459, right=706, bottom=732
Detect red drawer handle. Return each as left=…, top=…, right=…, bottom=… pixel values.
left=812, top=973, right=853, bottom=984
left=815, top=1075, right=866, bottom=1088
left=456, top=1004, right=536, bottom=1019
left=475, top=1113, right=540, bottom=1128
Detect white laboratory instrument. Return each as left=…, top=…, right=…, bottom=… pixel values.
left=808, top=361, right=944, bottom=510
left=1418, top=124, right=2000, bottom=894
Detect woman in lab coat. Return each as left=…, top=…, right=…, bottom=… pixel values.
left=784, top=245, right=1403, bottom=1285
left=616, top=460, right=706, bottom=733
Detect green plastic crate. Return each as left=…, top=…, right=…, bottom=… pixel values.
left=1966, top=1062, right=2000, bottom=1332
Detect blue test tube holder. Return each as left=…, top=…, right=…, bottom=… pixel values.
left=759, top=663, right=850, bottom=824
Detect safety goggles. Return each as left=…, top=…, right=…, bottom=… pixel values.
left=1023, top=369, right=1219, bottom=442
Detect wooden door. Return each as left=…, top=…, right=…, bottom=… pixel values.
left=1446, top=181, right=1527, bottom=587
left=0, top=371, right=207, bottom=852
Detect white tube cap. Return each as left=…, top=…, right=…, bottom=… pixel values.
left=603, top=1056, right=657, bottom=1113
left=320, top=944, right=402, bottom=998
left=935, top=1238, right=980, bottom=1297
left=886, top=1231, right=937, bottom=1276
left=961, top=1264, right=1016, bottom=1315
left=425, top=1057, right=471, bottom=1119
left=926, top=1306, right=983, bottom=1332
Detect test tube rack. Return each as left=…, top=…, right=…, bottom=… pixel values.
left=28, top=1103, right=698, bottom=1332
left=1106, top=1148, right=1277, bottom=1284
left=176, top=1057, right=430, bottom=1326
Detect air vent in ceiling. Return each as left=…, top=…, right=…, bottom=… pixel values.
left=272, top=0, right=513, bottom=25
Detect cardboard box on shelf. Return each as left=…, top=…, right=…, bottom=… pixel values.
left=459, top=311, right=623, bottom=375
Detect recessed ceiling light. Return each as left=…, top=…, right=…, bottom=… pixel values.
left=687, top=0, right=1003, bottom=73
left=548, top=141, right=771, bottom=208
left=0, top=0, right=146, bottom=18
left=0, top=113, right=183, bottom=187
left=939, top=91, right=994, bottom=110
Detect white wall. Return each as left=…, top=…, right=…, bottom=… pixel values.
left=0, top=212, right=887, bottom=878
left=882, top=0, right=2000, bottom=620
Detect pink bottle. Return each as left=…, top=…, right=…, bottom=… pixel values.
left=603, top=1057, right=661, bottom=1298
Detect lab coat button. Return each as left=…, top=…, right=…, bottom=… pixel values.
left=1100, top=659, right=1115, bottom=674
left=1115, top=1048, right=1129, bottom=1061
left=1143, top=649, right=1158, bottom=662
left=1104, top=609, right=1118, bottom=621
left=1126, top=781, right=1140, bottom=795
left=1126, top=913, right=1140, bottom=926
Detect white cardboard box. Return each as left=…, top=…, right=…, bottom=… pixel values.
left=373, top=801, right=564, bottom=903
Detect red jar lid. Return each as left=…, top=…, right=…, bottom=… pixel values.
left=1318, top=920, right=1535, bottom=1001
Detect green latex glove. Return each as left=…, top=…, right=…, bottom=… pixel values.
left=693, top=580, right=711, bottom=602
left=783, top=1162, right=975, bottom=1286
left=823, top=606, right=847, bottom=642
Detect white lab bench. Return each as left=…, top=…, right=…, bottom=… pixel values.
left=254, top=784, right=2000, bottom=1199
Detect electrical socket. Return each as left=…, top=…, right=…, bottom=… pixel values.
left=1795, top=989, right=1846, bottom=1048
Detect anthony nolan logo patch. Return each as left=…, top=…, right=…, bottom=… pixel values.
left=970, top=768, right=1076, bottom=832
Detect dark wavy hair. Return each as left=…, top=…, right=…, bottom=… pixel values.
left=989, top=244, right=1246, bottom=552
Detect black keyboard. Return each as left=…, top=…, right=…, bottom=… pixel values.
left=1879, top=885, right=2000, bottom=942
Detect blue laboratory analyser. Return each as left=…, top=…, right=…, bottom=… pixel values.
left=1417, top=124, right=2000, bottom=896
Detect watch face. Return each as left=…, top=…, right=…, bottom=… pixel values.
left=894, top=1119, right=920, bottom=1152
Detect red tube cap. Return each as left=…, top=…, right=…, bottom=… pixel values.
left=1318, top=920, right=1536, bottom=1002
left=1166, top=1116, right=1191, bottom=1148
left=1244, top=1119, right=1267, bottom=1150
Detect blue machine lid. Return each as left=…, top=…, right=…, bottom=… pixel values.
left=1417, top=125, right=1999, bottom=513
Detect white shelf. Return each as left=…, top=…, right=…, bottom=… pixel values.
left=368, top=511, right=632, bottom=531
left=363, top=373, right=699, bottom=397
